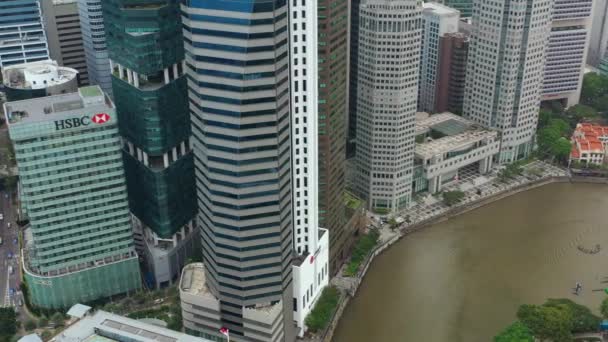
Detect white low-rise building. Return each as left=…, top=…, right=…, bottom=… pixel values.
left=413, top=112, right=500, bottom=193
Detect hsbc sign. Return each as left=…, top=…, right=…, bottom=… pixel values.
left=54, top=113, right=110, bottom=131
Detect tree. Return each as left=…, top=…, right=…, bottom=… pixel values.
left=538, top=109, right=554, bottom=129
left=544, top=298, right=600, bottom=334
left=566, top=104, right=599, bottom=125
left=601, top=297, right=608, bottom=319
left=51, top=312, right=65, bottom=327
left=388, top=217, right=398, bottom=230
left=0, top=308, right=17, bottom=339
left=442, top=190, right=465, bottom=206
left=517, top=302, right=575, bottom=342
left=494, top=321, right=534, bottom=342
left=23, top=319, right=36, bottom=331
left=581, top=73, right=608, bottom=106
left=37, top=316, right=48, bottom=328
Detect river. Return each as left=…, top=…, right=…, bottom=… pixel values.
left=332, top=182, right=608, bottom=342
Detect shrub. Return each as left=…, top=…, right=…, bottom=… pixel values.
left=304, top=286, right=340, bottom=333
left=344, top=230, right=379, bottom=276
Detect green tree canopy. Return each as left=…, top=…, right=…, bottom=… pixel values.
left=494, top=321, right=534, bottom=342
left=442, top=190, right=465, bottom=206
left=581, top=73, right=608, bottom=105
left=544, top=298, right=600, bottom=334
left=601, top=297, right=608, bottom=319
left=0, top=308, right=17, bottom=339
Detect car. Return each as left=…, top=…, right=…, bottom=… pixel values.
left=12, top=238, right=17, bottom=245
left=8, top=266, right=13, bottom=275
left=18, top=299, right=23, bottom=307
left=9, top=288, right=15, bottom=296
left=0, top=214, right=3, bottom=220
left=7, top=223, right=10, bottom=229
left=7, top=252, right=12, bottom=259
left=0, top=237, right=3, bottom=245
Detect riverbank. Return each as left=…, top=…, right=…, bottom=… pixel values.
left=314, top=171, right=608, bottom=342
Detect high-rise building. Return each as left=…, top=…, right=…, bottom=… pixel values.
left=288, top=0, right=330, bottom=334
left=435, top=30, right=470, bottom=114
left=0, top=0, right=49, bottom=67
left=5, top=86, right=141, bottom=309
left=542, top=0, right=593, bottom=107
left=103, top=0, right=197, bottom=289
left=77, top=0, right=112, bottom=96
left=439, top=0, right=472, bottom=17
left=588, top=0, right=608, bottom=66
left=2, top=60, right=78, bottom=102
left=41, top=0, right=88, bottom=85
left=354, top=0, right=422, bottom=212
left=463, top=0, right=553, bottom=163
left=348, top=0, right=362, bottom=158
left=319, top=0, right=355, bottom=274
left=180, top=1, right=295, bottom=340
left=419, top=3, right=459, bottom=113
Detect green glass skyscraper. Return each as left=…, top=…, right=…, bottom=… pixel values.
left=5, top=86, right=141, bottom=309
left=439, top=0, right=471, bottom=17
left=103, top=0, right=197, bottom=288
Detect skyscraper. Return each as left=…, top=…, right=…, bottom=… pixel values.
left=463, top=0, right=553, bottom=163
left=103, top=0, right=197, bottom=289
left=41, top=0, right=89, bottom=85
left=588, top=0, right=608, bottom=66
left=354, top=0, right=422, bottom=212
left=348, top=0, right=362, bottom=158
left=6, top=86, right=141, bottom=309
left=419, top=2, right=459, bottom=113
left=77, top=0, right=112, bottom=96
left=0, top=0, right=49, bottom=67
left=318, top=0, right=353, bottom=272
left=542, top=0, right=593, bottom=107
left=439, top=0, right=472, bottom=17
left=180, top=0, right=295, bottom=340
left=288, top=0, right=330, bottom=333
left=435, top=30, right=470, bottom=114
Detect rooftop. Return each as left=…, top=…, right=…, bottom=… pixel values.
left=4, top=86, right=112, bottom=125
left=571, top=123, right=608, bottom=158
left=2, top=60, right=77, bottom=90
left=52, top=308, right=212, bottom=342
left=180, top=263, right=211, bottom=297
left=415, top=112, right=473, bottom=136
left=422, top=2, right=460, bottom=16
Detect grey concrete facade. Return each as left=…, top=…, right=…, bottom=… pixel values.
left=463, top=0, right=553, bottom=163
left=182, top=1, right=295, bottom=340
left=354, top=0, right=422, bottom=212
left=41, top=0, right=89, bottom=85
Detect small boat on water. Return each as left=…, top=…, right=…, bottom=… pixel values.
left=578, top=244, right=601, bottom=255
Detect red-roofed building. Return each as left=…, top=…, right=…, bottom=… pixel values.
left=570, top=123, right=608, bottom=165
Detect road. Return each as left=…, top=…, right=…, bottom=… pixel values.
left=0, top=189, right=25, bottom=317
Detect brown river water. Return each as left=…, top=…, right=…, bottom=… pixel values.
left=332, top=182, right=608, bottom=342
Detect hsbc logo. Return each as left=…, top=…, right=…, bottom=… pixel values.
left=92, top=113, right=110, bottom=124
left=54, top=113, right=111, bottom=131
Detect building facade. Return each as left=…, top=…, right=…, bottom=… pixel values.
left=318, top=0, right=352, bottom=273
left=2, top=60, right=78, bottom=102
left=463, top=0, right=553, bottom=163
left=439, top=0, right=472, bottom=17
left=348, top=0, right=362, bottom=158
left=77, top=0, right=112, bottom=96
left=41, top=0, right=88, bottom=86
left=354, top=0, right=422, bottom=211
left=103, top=0, right=197, bottom=289
left=5, top=86, right=141, bottom=309
left=588, top=0, right=608, bottom=66
left=288, top=0, right=330, bottom=333
left=569, top=123, right=608, bottom=166
left=419, top=3, right=459, bottom=113
left=181, top=0, right=295, bottom=340
left=0, top=0, right=49, bottom=67
left=542, top=0, right=593, bottom=107
left=435, top=31, right=469, bottom=114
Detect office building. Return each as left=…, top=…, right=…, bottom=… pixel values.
left=542, top=0, right=593, bottom=107
left=41, top=0, right=88, bottom=85
left=354, top=0, right=422, bottom=211
left=588, top=0, right=608, bottom=66
left=181, top=1, right=295, bottom=340
left=53, top=304, right=213, bottom=342
left=412, top=112, right=499, bottom=193
left=348, top=0, right=362, bottom=158
left=77, top=0, right=112, bottom=96
left=5, top=86, right=141, bottom=309
left=103, top=0, right=197, bottom=289
left=2, top=60, right=78, bottom=101
left=0, top=0, right=49, bottom=67
left=288, top=0, right=330, bottom=333
left=318, top=0, right=352, bottom=273
left=435, top=31, right=469, bottom=114
left=439, top=0, right=471, bottom=17
left=419, top=3, right=459, bottom=113
left=463, top=0, right=553, bottom=163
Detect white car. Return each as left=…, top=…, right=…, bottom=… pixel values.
left=0, top=213, right=3, bottom=220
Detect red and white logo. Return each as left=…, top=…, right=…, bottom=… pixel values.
left=92, top=113, right=110, bottom=124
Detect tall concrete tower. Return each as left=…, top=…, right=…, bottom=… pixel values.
left=542, top=0, right=593, bottom=107
left=180, top=0, right=295, bottom=340
left=463, top=0, right=553, bottom=163
left=354, top=0, right=422, bottom=212
left=77, top=0, right=112, bottom=96
left=0, top=0, right=49, bottom=67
